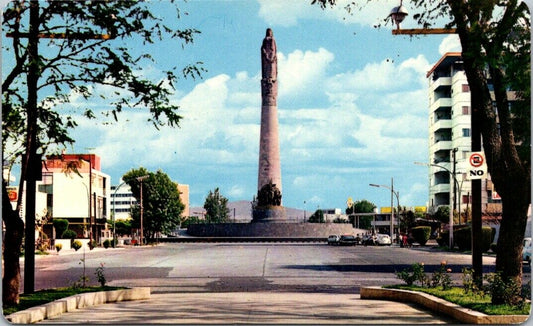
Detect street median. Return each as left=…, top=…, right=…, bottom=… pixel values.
left=5, top=287, right=151, bottom=324
left=360, top=286, right=529, bottom=324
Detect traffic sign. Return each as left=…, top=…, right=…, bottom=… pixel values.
left=467, top=152, right=487, bottom=180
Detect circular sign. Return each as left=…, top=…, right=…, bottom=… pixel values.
left=469, top=153, right=484, bottom=167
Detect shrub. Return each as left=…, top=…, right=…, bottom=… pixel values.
left=55, top=243, right=62, bottom=252
left=411, top=226, right=431, bottom=246
left=88, top=240, right=98, bottom=250
left=454, top=226, right=495, bottom=251
left=72, top=240, right=82, bottom=251
left=430, top=261, right=452, bottom=290
left=103, top=239, right=110, bottom=249
left=436, top=230, right=449, bottom=247
left=485, top=272, right=524, bottom=306
left=62, top=229, right=77, bottom=240
left=53, top=219, right=69, bottom=238
left=396, top=263, right=429, bottom=287
left=95, top=263, right=106, bottom=287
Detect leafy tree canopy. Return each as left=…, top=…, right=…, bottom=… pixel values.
left=203, top=188, right=230, bottom=223
left=123, top=167, right=184, bottom=242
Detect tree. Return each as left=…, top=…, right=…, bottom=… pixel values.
left=433, top=206, right=450, bottom=225
left=123, top=168, right=184, bottom=243
left=308, top=209, right=325, bottom=223
left=203, top=188, right=230, bottom=223
left=2, top=1, right=203, bottom=303
left=313, top=0, right=530, bottom=303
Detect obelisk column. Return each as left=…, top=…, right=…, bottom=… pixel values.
left=257, top=28, right=282, bottom=199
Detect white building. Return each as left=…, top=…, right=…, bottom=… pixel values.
left=426, top=52, right=502, bottom=218
left=110, top=184, right=137, bottom=221
left=38, top=154, right=111, bottom=242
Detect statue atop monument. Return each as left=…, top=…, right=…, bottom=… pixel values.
left=261, top=28, right=278, bottom=106
left=261, top=28, right=277, bottom=81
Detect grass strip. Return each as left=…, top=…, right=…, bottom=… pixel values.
left=3, top=286, right=124, bottom=315
left=386, top=285, right=530, bottom=315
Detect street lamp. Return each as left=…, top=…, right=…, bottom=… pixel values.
left=112, top=180, right=127, bottom=248
left=136, top=175, right=149, bottom=245
left=369, top=178, right=399, bottom=240
left=388, top=0, right=408, bottom=30
left=415, top=161, right=461, bottom=249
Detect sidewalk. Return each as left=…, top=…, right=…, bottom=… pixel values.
left=37, top=291, right=458, bottom=324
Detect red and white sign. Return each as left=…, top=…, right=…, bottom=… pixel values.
left=467, top=152, right=487, bottom=180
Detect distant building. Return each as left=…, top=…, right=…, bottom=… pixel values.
left=426, top=52, right=502, bottom=218
left=38, top=153, right=110, bottom=243
left=110, top=184, right=137, bottom=221
left=321, top=208, right=348, bottom=223
left=110, top=182, right=189, bottom=220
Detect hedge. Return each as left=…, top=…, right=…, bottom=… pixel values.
left=411, top=226, right=431, bottom=246
left=451, top=226, right=495, bottom=251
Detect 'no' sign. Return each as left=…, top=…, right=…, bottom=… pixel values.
left=467, top=152, right=487, bottom=180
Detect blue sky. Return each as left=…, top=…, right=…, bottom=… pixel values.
left=5, top=0, right=464, bottom=211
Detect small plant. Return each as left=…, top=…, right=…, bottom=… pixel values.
left=71, top=275, right=90, bottom=289
left=95, top=263, right=107, bottom=287
left=411, top=226, right=431, bottom=246
left=396, top=263, right=429, bottom=287
left=485, top=272, right=524, bottom=307
left=430, top=261, right=452, bottom=290
left=72, top=240, right=82, bottom=251
left=55, top=243, right=62, bottom=252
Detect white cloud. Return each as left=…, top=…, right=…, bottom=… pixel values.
left=278, top=48, right=334, bottom=98
left=439, top=34, right=462, bottom=55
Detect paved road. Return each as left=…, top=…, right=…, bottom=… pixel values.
left=24, top=243, right=530, bottom=324
left=25, top=242, right=513, bottom=293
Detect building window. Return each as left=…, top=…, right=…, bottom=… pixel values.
left=462, top=84, right=470, bottom=92
left=462, top=106, right=470, bottom=115
left=462, top=128, right=470, bottom=137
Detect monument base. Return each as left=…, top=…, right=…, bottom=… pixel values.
left=252, top=206, right=287, bottom=223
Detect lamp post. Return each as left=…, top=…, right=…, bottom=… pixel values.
left=369, top=178, right=399, bottom=240
left=390, top=1, right=482, bottom=283
left=136, top=175, right=149, bottom=245
left=414, top=161, right=462, bottom=249
left=112, top=181, right=127, bottom=248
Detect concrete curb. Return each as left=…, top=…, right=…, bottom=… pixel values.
left=360, top=286, right=529, bottom=324
left=5, top=287, right=150, bottom=324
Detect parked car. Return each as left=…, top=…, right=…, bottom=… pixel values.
left=523, top=237, right=532, bottom=265
left=339, top=235, right=357, bottom=246
left=327, top=235, right=340, bottom=245
left=376, top=234, right=392, bottom=246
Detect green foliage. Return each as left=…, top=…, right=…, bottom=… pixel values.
left=103, top=239, right=111, bottom=249
left=430, top=262, right=452, bottom=290
left=123, top=168, right=185, bottom=241
left=454, top=226, right=495, bottom=251
left=485, top=273, right=524, bottom=307
left=411, top=226, right=431, bottom=246
left=95, top=263, right=107, bottom=287
left=62, top=229, right=77, bottom=240
left=72, top=240, right=82, bottom=251
left=113, top=220, right=132, bottom=236
left=432, top=206, right=450, bottom=224
left=396, top=263, right=429, bottom=287
left=346, top=199, right=376, bottom=214
left=52, top=219, right=69, bottom=239
left=308, top=210, right=325, bottom=223
left=88, top=240, right=97, bottom=250
left=55, top=243, right=62, bottom=252
left=203, top=188, right=229, bottom=223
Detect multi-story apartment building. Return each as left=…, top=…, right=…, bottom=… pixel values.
left=426, top=52, right=502, bottom=218
left=38, top=153, right=111, bottom=243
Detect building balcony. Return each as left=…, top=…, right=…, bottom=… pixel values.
left=431, top=98, right=452, bottom=112
left=430, top=77, right=452, bottom=92
left=431, top=183, right=451, bottom=194
left=430, top=140, right=452, bottom=153
left=432, top=119, right=452, bottom=131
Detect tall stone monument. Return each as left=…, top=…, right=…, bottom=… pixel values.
left=253, top=28, right=286, bottom=222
